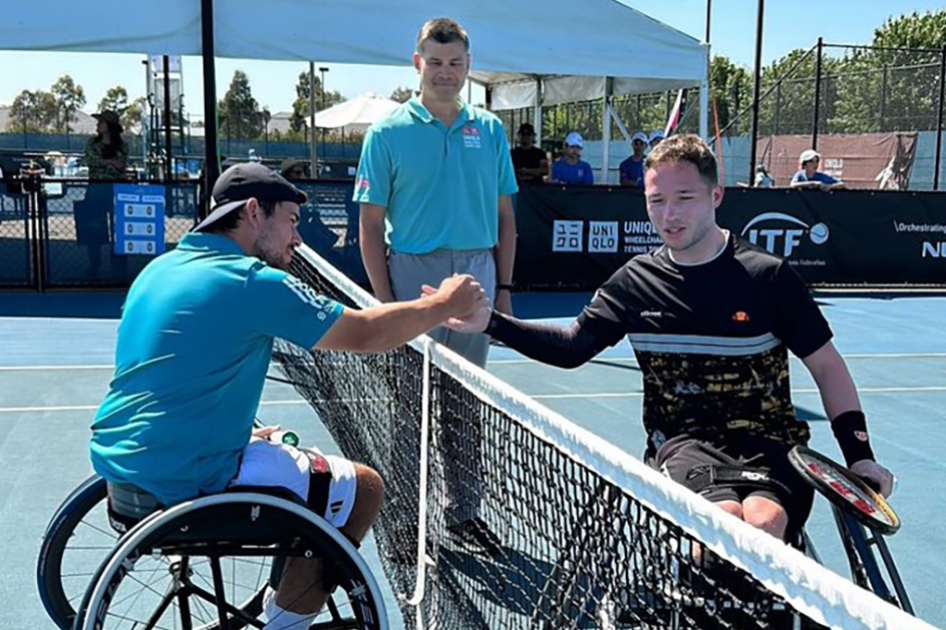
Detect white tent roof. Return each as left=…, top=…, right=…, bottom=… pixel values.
left=314, top=94, right=401, bottom=130
left=1, top=0, right=707, bottom=108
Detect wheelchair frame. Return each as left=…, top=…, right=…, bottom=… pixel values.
left=38, top=475, right=388, bottom=630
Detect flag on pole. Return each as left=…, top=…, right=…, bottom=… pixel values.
left=663, top=88, right=689, bottom=137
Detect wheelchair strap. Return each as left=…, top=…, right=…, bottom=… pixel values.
left=307, top=452, right=332, bottom=518
left=684, top=464, right=790, bottom=496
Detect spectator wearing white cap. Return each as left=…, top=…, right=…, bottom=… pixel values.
left=619, top=131, right=648, bottom=189
left=791, top=149, right=844, bottom=190
left=551, top=131, right=594, bottom=185
left=648, top=130, right=665, bottom=152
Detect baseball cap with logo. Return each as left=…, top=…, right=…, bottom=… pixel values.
left=565, top=131, right=584, bottom=148
left=193, top=163, right=307, bottom=233
left=631, top=131, right=649, bottom=144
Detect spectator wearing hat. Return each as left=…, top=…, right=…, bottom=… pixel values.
left=77, top=110, right=129, bottom=278
left=619, top=131, right=648, bottom=189
left=280, top=159, right=309, bottom=181
left=648, top=130, right=665, bottom=152
left=510, top=123, right=549, bottom=185
left=791, top=150, right=844, bottom=190
left=550, top=131, right=594, bottom=185
left=84, top=110, right=128, bottom=181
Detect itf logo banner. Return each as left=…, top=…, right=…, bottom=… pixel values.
left=114, top=184, right=166, bottom=256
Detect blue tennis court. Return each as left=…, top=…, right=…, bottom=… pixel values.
left=1, top=291, right=944, bottom=629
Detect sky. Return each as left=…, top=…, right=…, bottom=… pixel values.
left=0, top=1, right=942, bottom=120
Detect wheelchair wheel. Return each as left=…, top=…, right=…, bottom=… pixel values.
left=37, top=475, right=114, bottom=630
left=74, top=492, right=387, bottom=630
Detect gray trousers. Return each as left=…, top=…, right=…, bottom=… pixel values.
left=388, top=249, right=496, bottom=368
left=388, top=249, right=496, bottom=524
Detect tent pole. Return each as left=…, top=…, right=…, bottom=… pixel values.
left=748, top=0, right=765, bottom=182
left=309, top=62, right=317, bottom=177
left=200, top=0, right=220, bottom=207
left=533, top=78, right=543, bottom=147
left=700, top=44, right=711, bottom=141
left=601, top=77, right=613, bottom=185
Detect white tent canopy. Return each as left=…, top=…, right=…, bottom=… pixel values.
left=1, top=0, right=707, bottom=100
left=314, top=94, right=401, bottom=132
left=2, top=0, right=709, bottom=176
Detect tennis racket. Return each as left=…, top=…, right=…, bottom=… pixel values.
left=789, top=445, right=900, bottom=535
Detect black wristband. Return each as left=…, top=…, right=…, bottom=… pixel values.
left=485, top=310, right=505, bottom=336
left=497, top=283, right=515, bottom=292
left=831, top=410, right=875, bottom=467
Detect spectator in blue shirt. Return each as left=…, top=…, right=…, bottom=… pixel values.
left=551, top=131, right=594, bottom=185
left=619, top=131, right=648, bottom=189
left=791, top=149, right=845, bottom=190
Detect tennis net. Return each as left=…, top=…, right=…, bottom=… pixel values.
left=272, top=244, right=935, bottom=630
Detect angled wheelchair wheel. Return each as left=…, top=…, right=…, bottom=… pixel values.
left=73, top=492, right=387, bottom=630
left=37, top=475, right=115, bottom=630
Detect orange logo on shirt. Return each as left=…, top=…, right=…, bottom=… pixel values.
left=732, top=311, right=750, bottom=323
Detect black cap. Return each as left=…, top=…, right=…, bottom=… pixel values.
left=517, top=122, right=536, bottom=135
left=194, top=163, right=308, bottom=232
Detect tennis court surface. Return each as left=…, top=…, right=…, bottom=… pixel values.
left=2, top=247, right=944, bottom=629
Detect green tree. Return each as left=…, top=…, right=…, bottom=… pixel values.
left=97, top=86, right=145, bottom=130
left=123, top=97, right=147, bottom=130
left=98, top=85, right=130, bottom=115
left=873, top=10, right=946, bottom=51
left=261, top=107, right=272, bottom=138
left=50, top=75, right=86, bottom=134
left=289, top=70, right=345, bottom=135
left=389, top=87, right=416, bottom=103
left=865, top=10, right=946, bottom=131
left=709, top=56, right=752, bottom=134
left=219, top=70, right=265, bottom=140
left=8, top=89, right=58, bottom=133
left=753, top=10, right=946, bottom=135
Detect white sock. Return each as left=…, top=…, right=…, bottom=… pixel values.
left=262, top=586, right=318, bottom=630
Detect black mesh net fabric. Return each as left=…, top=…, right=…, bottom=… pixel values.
left=272, top=248, right=854, bottom=630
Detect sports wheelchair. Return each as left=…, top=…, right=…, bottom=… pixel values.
left=38, top=474, right=388, bottom=630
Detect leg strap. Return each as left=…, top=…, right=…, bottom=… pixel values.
left=306, top=452, right=332, bottom=518
left=684, top=464, right=790, bottom=497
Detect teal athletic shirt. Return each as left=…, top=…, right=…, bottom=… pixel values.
left=353, top=97, right=518, bottom=254
left=90, top=233, right=343, bottom=505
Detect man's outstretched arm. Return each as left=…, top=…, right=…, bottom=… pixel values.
left=443, top=306, right=621, bottom=369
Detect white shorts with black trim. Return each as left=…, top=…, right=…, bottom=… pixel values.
left=229, top=437, right=357, bottom=528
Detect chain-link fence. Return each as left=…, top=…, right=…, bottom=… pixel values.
left=0, top=180, right=34, bottom=287
left=0, top=175, right=371, bottom=292
left=0, top=178, right=199, bottom=290
left=744, top=41, right=946, bottom=190
left=495, top=88, right=703, bottom=149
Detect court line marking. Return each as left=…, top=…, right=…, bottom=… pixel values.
left=0, top=400, right=307, bottom=414
left=3, top=386, right=945, bottom=414
left=0, top=365, right=114, bottom=371
left=490, top=352, right=946, bottom=365
left=530, top=385, right=946, bottom=400
left=2, top=351, right=946, bottom=372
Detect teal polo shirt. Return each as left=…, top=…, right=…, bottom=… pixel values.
left=353, top=97, right=518, bottom=254
left=90, top=233, right=343, bottom=505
